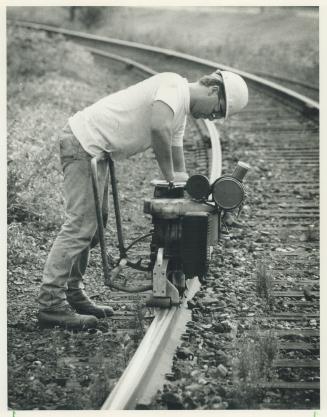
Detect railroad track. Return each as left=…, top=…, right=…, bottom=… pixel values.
left=10, top=20, right=320, bottom=410
left=221, top=91, right=319, bottom=408
left=253, top=71, right=319, bottom=102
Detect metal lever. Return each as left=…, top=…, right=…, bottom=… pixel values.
left=90, top=156, right=152, bottom=293
left=108, top=156, right=127, bottom=259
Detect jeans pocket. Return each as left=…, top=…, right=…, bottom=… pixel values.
left=59, top=135, right=78, bottom=158
left=59, top=128, right=91, bottom=174
left=76, top=146, right=91, bottom=160
left=59, top=136, right=76, bottom=173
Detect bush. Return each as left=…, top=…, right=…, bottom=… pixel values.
left=7, top=24, right=106, bottom=229
left=7, top=160, right=37, bottom=224
left=77, top=7, right=107, bottom=28
left=8, top=25, right=65, bottom=78
left=229, top=330, right=279, bottom=408
left=7, top=25, right=95, bottom=82
left=7, top=149, right=64, bottom=228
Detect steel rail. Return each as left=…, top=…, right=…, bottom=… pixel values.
left=85, top=47, right=156, bottom=77
left=11, top=19, right=319, bottom=120
left=253, top=71, right=319, bottom=92
left=101, top=277, right=200, bottom=410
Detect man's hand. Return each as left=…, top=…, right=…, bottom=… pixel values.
left=174, top=171, right=189, bottom=182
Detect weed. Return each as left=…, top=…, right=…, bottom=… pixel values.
left=87, top=350, right=115, bottom=408
left=279, top=229, right=289, bottom=243
left=256, top=262, right=274, bottom=309
left=57, top=337, right=121, bottom=409
left=134, top=295, right=146, bottom=337
left=230, top=330, right=279, bottom=408
left=302, top=224, right=319, bottom=242
left=7, top=162, right=36, bottom=223
left=256, top=330, right=279, bottom=365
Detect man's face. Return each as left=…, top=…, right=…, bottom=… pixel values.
left=191, top=84, right=226, bottom=121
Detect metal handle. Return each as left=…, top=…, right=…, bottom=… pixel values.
left=108, top=157, right=126, bottom=258
left=232, top=161, right=250, bottom=182
left=90, top=156, right=152, bottom=293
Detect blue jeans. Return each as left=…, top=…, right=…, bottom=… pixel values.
left=38, top=124, right=109, bottom=310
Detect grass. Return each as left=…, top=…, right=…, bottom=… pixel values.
left=255, top=262, right=274, bottom=309
left=7, top=6, right=319, bottom=86
left=6, top=25, right=150, bottom=230
left=230, top=330, right=279, bottom=409
left=302, top=224, right=319, bottom=242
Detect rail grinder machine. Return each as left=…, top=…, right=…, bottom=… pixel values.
left=91, top=156, right=250, bottom=308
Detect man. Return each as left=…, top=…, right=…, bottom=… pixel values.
left=38, top=70, right=248, bottom=330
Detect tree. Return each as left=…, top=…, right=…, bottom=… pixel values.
left=68, top=7, right=106, bottom=28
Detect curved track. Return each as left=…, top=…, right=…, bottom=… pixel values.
left=11, top=20, right=318, bottom=119
left=253, top=71, right=319, bottom=102
left=9, top=20, right=320, bottom=410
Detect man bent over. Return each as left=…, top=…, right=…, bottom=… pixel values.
left=38, top=70, right=248, bottom=330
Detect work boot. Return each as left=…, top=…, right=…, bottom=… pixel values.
left=67, top=289, right=114, bottom=319
left=38, top=304, right=98, bottom=331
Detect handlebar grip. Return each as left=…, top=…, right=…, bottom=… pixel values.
left=232, top=161, right=250, bottom=182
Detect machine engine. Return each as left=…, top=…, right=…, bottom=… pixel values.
left=144, top=183, right=218, bottom=283
left=90, top=154, right=249, bottom=308
left=143, top=161, right=250, bottom=306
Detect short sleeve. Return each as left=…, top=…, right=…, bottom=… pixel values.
left=154, top=82, right=180, bottom=114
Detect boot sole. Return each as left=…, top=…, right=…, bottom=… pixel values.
left=38, top=323, right=97, bottom=331
left=38, top=319, right=98, bottom=331
left=72, top=308, right=114, bottom=319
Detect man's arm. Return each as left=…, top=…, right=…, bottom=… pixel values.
left=172, top=146, right=188, bottom=181
left=172, top=146, right=186, bottom=172
left=150, top=101, right=175, bottom=182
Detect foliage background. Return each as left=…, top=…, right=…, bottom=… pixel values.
left=7, top=6, right=319, bottom=229
left=7, top=6, right=319, bottom=86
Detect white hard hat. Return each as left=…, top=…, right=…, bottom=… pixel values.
left=213, top=70, right=249, bottom=119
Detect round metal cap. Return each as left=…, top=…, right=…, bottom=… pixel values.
left=212, top=176, right=244, bottom=209
left=185, top=174, right=211, bottom=200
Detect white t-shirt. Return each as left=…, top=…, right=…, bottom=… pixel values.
left=68, top=72, right=190, bottom=160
